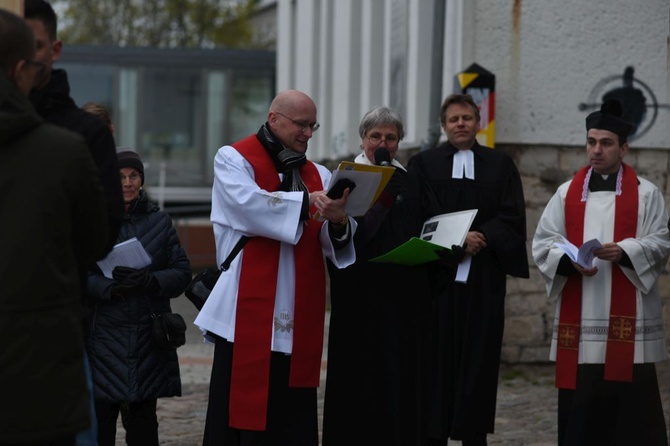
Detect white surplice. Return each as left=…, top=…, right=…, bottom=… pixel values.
left=532, top=176, right=670, bottom=364
left=195, top=144, right=357, bottom=354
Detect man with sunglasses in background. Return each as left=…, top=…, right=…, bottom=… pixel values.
left=196, top=89, right=357, bottom=446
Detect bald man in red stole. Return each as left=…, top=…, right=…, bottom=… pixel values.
left=195, top=90, right=357, bottom=446
left=533, top=100, right=670, bottom=446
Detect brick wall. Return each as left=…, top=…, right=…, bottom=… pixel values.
left=174, top=219, right=217, bottom=271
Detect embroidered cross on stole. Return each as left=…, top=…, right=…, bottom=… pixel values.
left=557, top=163, right=638, bottom=389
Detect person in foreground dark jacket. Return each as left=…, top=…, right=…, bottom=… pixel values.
left=25, top=3, right=126, bottom=444
left=0, top=10, right=109, bottom=445
left=85, top=150, right=191, bottom=446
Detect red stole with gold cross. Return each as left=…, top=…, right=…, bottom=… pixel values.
left=557, top=163, right=638, bottom=389
left=228, top=135, right=326, bottom=430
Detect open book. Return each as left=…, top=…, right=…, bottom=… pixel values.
left=554, top=236, right=603, bottom=268
left=369, top=209, right=478, bottom=266
left=318, top=161, right=396, bottom=218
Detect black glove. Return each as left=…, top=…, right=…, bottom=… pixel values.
left=112, top=266, right=159, bottom=293
left=112, top=266, right=139, bottom=282
left=435, top=245, right=466, bottom=268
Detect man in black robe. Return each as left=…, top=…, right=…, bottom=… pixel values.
left=406, top=94, right=529, bottom=445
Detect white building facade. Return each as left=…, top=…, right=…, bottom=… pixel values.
left=276, top=0, right=669, bottom=161
left=275, top=0, right=670, bottom=362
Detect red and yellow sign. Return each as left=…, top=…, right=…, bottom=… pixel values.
left=455, top=63, right=496, bottom=148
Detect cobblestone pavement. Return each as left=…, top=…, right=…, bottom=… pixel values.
left=113, top=298, right=670, bottom=445
left=152, top=357, right=560, bottom=446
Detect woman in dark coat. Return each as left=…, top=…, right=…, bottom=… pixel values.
left=85, top=149, right=191, bottom=446
left=323, top=107, right=431, bottom=446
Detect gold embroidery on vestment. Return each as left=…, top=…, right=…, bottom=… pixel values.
left=608, top=316, right=635, bottom=343
left=557, top=324, right=580, bottom=350
left=274, top=308, right=294, bottom=333
left=267, top=192, right=283, bottom=207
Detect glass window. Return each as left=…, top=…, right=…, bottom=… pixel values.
left=118, top=68, right=138, bottom=150
left=229, top=72, right=274, bottom=142
left=205, top=71, right=228, bottom=185
left=57, top=62, right=116, bottom=117
left=139, top=68, right=203, bottom=188
left=204, top=71, right=273, bottom=185
left=57, top=47, right=275, bottom=204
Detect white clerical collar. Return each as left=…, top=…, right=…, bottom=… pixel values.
left=353, top=152, right=406, bottom=171
left=452, top=149, right=475, bottom=179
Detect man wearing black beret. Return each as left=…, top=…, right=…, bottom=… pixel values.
left=533, top=100, right=670, bottom=445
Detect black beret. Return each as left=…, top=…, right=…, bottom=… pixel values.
left=585, top=99, right=633, bottom=141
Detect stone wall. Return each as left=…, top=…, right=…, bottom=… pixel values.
left=498, top=143, right=670, bottom=364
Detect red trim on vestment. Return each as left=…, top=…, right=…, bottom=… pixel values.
left=228, top=135, right=325, bottom=430
left=557, top=163, right=638, bottom=389
left=289, top=164, right=326, bottom=388
left=604, top=165, right=638, bottom=382
left=557, top=167, right=587, bottom=389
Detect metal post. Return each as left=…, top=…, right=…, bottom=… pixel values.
left=158, top=161, right=166, bottom=210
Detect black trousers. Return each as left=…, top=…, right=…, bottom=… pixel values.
left=558, top=363, right=668, bottom=446
left=202, top=336, right=318, bottom=446
left=95, top=399, right=159, bottom=446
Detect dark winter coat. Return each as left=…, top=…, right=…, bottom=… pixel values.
left=324, top=167, right=432, bottom=446
left=0, top=71, right=109, bottom=443
left=86, top=191, right=191, bottom=403
left=30, top=68, right=123, bottom=257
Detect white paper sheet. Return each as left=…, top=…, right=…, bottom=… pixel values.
left=420, top=209, right=478, bottom=248
left=327, top=169, right=382, bottom=217
left=455, top=255, right=472, bottom=283
left=554, top=236, right=603, bottom=268
left=96, top=237, right=152, bottom=279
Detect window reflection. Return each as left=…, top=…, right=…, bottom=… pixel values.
left=141, top=68, right=202, bottom=188
left=58, top=47, right=275, bottom=198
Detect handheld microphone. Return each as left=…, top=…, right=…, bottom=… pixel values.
left=373, top=147, right=392, bottom=167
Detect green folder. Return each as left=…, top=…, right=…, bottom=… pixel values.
left=369, top=237, right=449, bottom=266
left=369, top=209, right=478, bottom=266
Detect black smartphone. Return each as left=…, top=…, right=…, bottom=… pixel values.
left=327, top=178, right=356, bottom=199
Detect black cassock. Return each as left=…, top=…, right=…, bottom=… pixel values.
left=323, top=168, right=432, bottom=446
left=406, top=141, right=529, bottom=441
